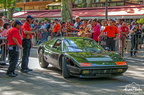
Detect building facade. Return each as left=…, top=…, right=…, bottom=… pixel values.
left=0, top=0, right=143, bottom=17
left=15, top=0, right=143, bottom=10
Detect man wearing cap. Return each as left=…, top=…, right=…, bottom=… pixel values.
left=6, top=20, right=23, bottom=77
left=21, top=15, right=35, bottom=73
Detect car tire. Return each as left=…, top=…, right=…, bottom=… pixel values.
left=62, top=56, right=70, bottom=78
left=38, top=49, right=49, bottom=68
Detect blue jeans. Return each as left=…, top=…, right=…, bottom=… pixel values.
left=42, top=32, right=49, bottom=42
left=21, top=39, right=31, bottom=70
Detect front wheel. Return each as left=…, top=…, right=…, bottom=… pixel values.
left=38, top=49, right=49, bottom=68
left=62, top=56, right=70, bottom=78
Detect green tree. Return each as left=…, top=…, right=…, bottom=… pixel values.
left=61, top=0, right=73, bottom=23
left=0, top=0, right=20, bottom=20
left=87, top=0, right=93, bottom=7
left=82, top=0, right=87, bottom=8
left=137, top=18, right=144, bottom=24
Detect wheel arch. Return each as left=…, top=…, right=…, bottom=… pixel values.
left=59, top=54, right=77, bottom=70
left=38, top=46, right=44, bottom=54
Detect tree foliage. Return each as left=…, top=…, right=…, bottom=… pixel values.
left=0, top=0, right=20, bottom=20
left=72, top=0, right=93, bottom=8
left=61, top=0, right=73, bottom=23
left=137, top=18, right=144, bottom=24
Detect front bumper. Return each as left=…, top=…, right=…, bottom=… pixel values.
left=67, top=65, right=128, bottom=78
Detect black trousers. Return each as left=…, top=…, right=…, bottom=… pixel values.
left=130, top=38, right=138, bottom=56
left=21, top=39, right=31, bottom=70
left=7, top=46, right=19, bottom=74
left=106, top=37, right=116, bottom=51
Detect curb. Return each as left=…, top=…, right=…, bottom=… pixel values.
left=32, top=46, right=38, bottom=49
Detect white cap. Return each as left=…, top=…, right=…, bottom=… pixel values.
left=75, top=16, right=80, bottom=19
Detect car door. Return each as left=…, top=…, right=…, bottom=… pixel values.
left=48, top=39, right=62, bottom=67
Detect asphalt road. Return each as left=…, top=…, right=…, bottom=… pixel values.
left=0, top=48, right=144, bottom=95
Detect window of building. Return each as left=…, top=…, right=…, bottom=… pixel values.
left=43, top=0, right=52, bottom=1
left=54, top=0, right=61, bottom=2
left=32, top=0, right=40, bottom=2
left=47, top=6, right=61, bottom=10
left=93, top=0, right=100, bottom=2
left=26, top=0, right=30, bottom=2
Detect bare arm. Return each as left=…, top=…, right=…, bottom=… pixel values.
left=24, top=30, right=34, bottom=34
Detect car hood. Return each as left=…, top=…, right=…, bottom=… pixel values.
left=66, top=52, right=124, bottom=66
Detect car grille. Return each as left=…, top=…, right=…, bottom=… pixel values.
left=82, top=68, right=127, bottom=76
left=86, top=68, right=127, bottom=74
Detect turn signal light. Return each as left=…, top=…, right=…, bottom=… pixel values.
left=79, top=63, right=92, bottom=67
left=115, top=61, right=127, bottom=65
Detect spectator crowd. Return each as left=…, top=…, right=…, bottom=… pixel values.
left=0, top=15, right=144, bottom=77
left=0, top=16, right=144, bottom=56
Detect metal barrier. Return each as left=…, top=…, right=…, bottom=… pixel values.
left=67, top=32, right=78, bottom=37
left=99, top=33, right=144, bottom=57
left=117, top=33, right=144, bottom=57
left=128, top=33, right=144, bottom=56
left=0, top=37, right=9, bottom=65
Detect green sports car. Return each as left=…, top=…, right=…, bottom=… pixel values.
left=37, top=37, right=128, bottom=78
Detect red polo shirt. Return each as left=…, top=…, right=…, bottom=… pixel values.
left=119, top=26, right=129, bottom=37
left=53, top=23, right=61, bottom=32
left=103, top=26, right=119, bottom=37
left=7, top=27, right=22, bottom=45
left=22, top=22, right=32, bottom=39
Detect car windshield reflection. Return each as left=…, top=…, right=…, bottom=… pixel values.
left=63, top=38, right=103, bottom=52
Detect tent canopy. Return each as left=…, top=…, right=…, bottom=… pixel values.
left=13, top=5, right=144, bottom=19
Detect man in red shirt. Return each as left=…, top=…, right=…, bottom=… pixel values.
left=99, top=19, right=119, bottom=51
left=51, top=19, right=61, bottom=38
left=21, top=15, right=35, bottom=73
left=6, top=20, right=23, bottom=77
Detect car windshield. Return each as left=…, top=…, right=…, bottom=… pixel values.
left=63, top=38, right=103, bottom=53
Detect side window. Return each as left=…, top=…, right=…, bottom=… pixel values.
left=53, top=40, right=62, bottom=51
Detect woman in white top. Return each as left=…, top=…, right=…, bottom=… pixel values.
left=86, top=20, right=92, bottom=37
left=100, top=20, right=107, bottom=48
